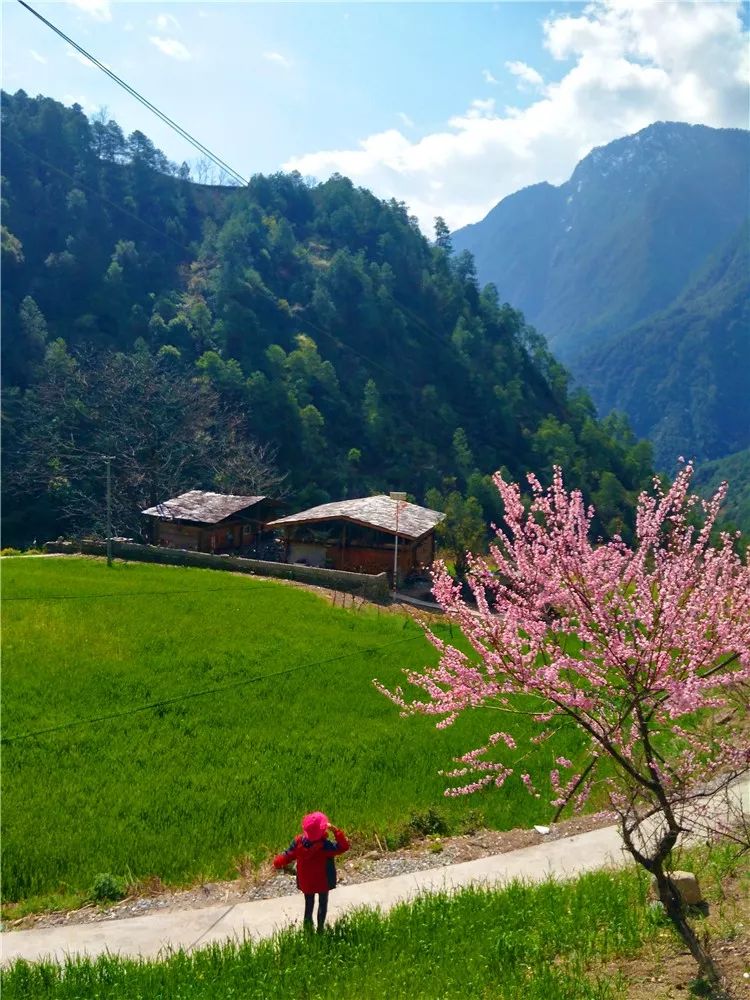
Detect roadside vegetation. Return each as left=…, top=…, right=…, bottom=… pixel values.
left=5, top=849, right=748, bottom=1000
left=2, top=557, right=586, bottom=915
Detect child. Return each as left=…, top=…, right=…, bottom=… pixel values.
left=273, top=811, right=350, bottom=932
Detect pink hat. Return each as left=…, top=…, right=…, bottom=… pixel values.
left=302, top=811, right=329, bottom=841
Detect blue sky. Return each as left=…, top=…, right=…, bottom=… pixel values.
left=3, top=1, right=748, bottom=228
left=3, top=3, right=577, bottom=168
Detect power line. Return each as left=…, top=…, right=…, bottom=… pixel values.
left=3, top=575, right=387, bottom=602
left=1, top=633, right=423, bottom=744
left=16, top=0, right=248, bottom=187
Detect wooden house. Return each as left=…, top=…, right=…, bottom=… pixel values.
left=142, top=491, right=274, bottom=554
left=267, top=495, right=445, bottom=584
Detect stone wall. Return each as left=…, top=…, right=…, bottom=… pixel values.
left=43, top=540, right=391, bottom=602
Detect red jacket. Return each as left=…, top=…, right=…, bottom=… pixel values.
left=273, top=827, right=350, bottom=894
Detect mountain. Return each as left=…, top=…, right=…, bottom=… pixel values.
left=452, top=122, right=749, bottom=365
left=1, top=91, right=654, bottom=547
left=453, top=122, right=750, bottom=504
left=693, top=447, right=750, bottom=536
left=581, top=223, right=750, bottom=469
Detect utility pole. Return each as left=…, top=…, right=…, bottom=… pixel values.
left=104, top=456, right=113, bottom=567
left=390, top=492, right=407, bottom=593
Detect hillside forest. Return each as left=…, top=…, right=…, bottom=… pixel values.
left=1, top=91, right=657, bottom=548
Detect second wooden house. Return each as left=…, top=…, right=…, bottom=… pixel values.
left=267, top=495, right=444, bottom=584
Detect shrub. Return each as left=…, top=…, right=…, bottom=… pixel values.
left=459, top=809, right=485, bottom=835
left=408, top=809, right=449, bottom=837
left=383, top=829, right=410, bottom=851
left=90, top=873, right=126, bottom=903
left=0, top=548, right=21, bottom=557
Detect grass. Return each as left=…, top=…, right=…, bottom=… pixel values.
left=2, top=869, right=656, bottom=999
left=2, top=558, right=587, bottom=912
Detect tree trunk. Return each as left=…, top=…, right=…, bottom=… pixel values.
left=653, top=866, right=732, bottom=999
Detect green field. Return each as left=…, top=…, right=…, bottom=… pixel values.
left=2, top=870, right=653, bottom=999
left=2, top=558, right=584, bottom=911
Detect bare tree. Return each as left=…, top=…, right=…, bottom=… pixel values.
left=193, top=157, right=213, bottom=185
left=4, top=345, right=285, bottom=539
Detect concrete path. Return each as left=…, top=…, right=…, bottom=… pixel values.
left=394, top=592, right=444, bottom=613
left=1, top=824, right=627, bottom=968
left=4, top=775, right=747, bottom=968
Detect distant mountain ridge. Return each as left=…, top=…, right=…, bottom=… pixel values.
left=453, top=122, right=750, bottom=486
left=582, top=222, right=750, bottom=469
left=453, top=122, right=749, bottom=365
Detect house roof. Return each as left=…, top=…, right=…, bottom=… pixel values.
left=267, top=495, right=445, bottom=541
left=141, top=491, right=267, bottom=525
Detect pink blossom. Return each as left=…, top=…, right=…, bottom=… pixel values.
left=376, top=462, right=750, bottom=817
left=521, top=773, right=541, bottom=798
left=489, top=732, right=517, bottom=749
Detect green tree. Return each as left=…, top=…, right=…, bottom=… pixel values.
left=425, top=488, right=486, bottom=577
left=452, top=427, right=474, bottom=480
left=362, top=378, right=384, bottom=442
left=10, top=296, right=48, bottom=384
left=433, top=216, right=452, bottom=254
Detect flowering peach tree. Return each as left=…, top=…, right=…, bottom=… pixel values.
left=378, top=465, right=749, bottom=993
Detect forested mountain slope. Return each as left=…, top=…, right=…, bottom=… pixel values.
left=1, top=91, right=653, bottom=546
left=452, top=122, right=749, bottom=365
left=581, top=224, right=750, bottom=470
left=693, top=447, right=750, bottom=535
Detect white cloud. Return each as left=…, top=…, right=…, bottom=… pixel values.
left=505, top=60, right=544, bottom=90
left=263, top=51, right=292, bottom=69
left=154, top=13, right=181, bottom=32
left=284, top=0, right=749, bottom=231
left=149, top=37, right=192, bottom=61
left=397, top=111, right=415, bottom=128
left=455, top=98, right=497, bottom=121
left=30, top=49, right=47, bottom=64
left=482, top=68, right=499, bottom=85
left=66, top=0, right=111, bottom=21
